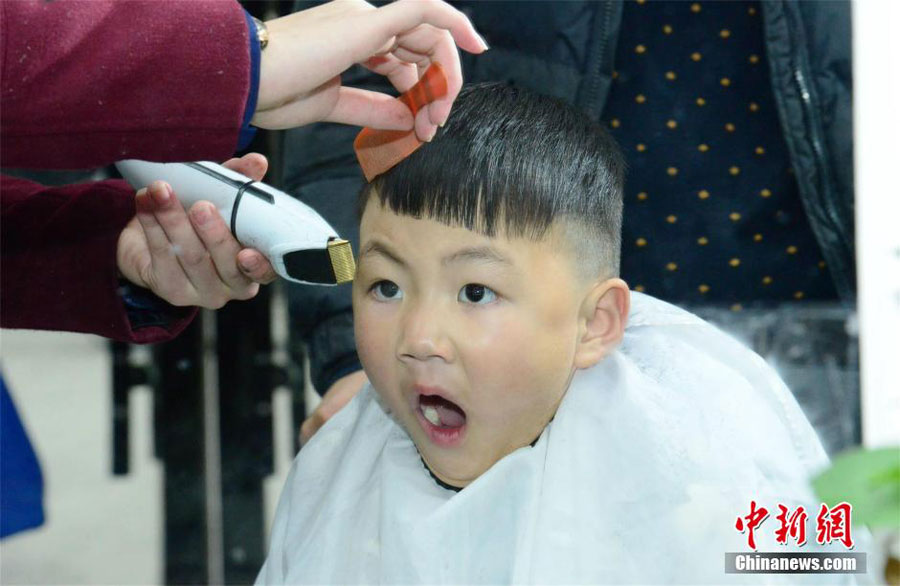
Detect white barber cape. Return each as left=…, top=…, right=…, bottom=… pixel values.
left=257, top=293, right=856, bottom=585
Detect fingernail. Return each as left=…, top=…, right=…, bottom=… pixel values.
left=476, top=33, right=490, bottom=51
left=239, top=255, right=260, bottom=272
left=152, top=182, right=171, bottom=204
left=424, top=127, right=437, bottom=142
left=192, top=203, right=212, bottom=226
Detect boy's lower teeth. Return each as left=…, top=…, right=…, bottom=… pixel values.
left=423, top=405, right=441, bottom=426
left=420, top=402, right=466, bottom=428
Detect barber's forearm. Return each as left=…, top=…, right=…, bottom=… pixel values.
left=0, top=175, right=196, bottom=343
left=0, top=0, right=251, bottom=169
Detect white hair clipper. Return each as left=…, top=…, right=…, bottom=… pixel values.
left=115, top=160, right=355, bottom=286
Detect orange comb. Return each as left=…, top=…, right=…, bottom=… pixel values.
left=354, top=63, right=449, bottom=182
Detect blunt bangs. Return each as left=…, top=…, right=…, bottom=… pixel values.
left=360, top=82, right=624, bottom=273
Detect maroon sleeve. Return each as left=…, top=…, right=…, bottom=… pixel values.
left=0, top=0, right=251, bottom=169
left=0, top=0, right=249, bottom=342
left=1, top=174, right=198, bottom=343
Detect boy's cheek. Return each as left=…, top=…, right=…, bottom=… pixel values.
left=354, top=313, right=389, bottom=382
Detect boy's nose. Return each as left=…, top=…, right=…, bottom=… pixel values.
left=396, top=303, right=453, bottom=363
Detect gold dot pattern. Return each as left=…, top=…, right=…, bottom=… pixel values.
left=603, top=0, right=839, bottom=304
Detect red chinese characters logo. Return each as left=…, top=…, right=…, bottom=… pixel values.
left=815, top=502, right=854, bottom=548
left=775, top=504, right=808, bottom=546
left=735, top=500, right=769, bottom=550
left=735, top=501, right=853, bottom=550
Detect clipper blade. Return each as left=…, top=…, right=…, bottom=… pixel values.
left=327, top=239, right=356, bottom=284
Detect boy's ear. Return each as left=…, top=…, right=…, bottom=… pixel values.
left=573, top=278, right=630, bottom=370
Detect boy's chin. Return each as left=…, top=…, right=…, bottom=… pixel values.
left=418, top=441, right=528, bottom=490
left=419, top=452, right=481, bottom=489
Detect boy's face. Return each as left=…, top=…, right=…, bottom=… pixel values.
left=353, top=197, right=616, bottom=487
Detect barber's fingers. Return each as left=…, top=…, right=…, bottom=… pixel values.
left=139, top=182, right=251, bottom=309
left=188, top=202, right=259, bottom=299
left=362, top=53, right=420, bottom=94
left=237, top=249, right=277, bottom=284
left=371, top=0, right=487, bottom=57
left=186, top=201, right=275, bottom=287
left=141, top=182, right=228, bottom=302
left=391, top=24, right=463, bottom=129
left=222, top=152, right=268, bottom=182
left=355, top=0, right=484, bottom=139
left=134, top=184, right=199, bottom=305
left=218, top=154, right=276, bottom=283
left=324, top=86, right=416, bottom=129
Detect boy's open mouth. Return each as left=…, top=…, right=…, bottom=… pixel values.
left=418, top=394, right=467, bottom=429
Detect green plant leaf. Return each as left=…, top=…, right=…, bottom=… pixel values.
left=812, top=447, right=900, bottom=529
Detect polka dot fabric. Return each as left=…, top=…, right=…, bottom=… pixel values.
left=604, top=0, right=837, bottom=307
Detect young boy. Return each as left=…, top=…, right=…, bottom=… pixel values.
left=258, top=84, right=859, bottom=584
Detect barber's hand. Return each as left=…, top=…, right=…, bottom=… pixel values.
left=252, top=0, right=488, bottom=142
left=116, top=153, right=277, bottom=309
left=300, top=369, right=369, bottom=446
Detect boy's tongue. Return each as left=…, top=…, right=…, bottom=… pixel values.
left=420, top=395, right=466, bottom=428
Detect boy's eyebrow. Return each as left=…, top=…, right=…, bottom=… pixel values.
left=358, top=241, right=515, bottom=269
left=442, top=246, right=514, bottom=268
left=359, top=240, right=407, bottom=268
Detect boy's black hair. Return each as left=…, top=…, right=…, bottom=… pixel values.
left=360, top=82, right=625, bottom=278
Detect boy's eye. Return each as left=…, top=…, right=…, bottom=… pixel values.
left=371, top=280, right=403, bottom=301
left=458, top=283, right=497, bottom=305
